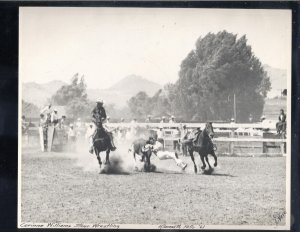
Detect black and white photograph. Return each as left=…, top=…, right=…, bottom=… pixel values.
left=19, top=7, right=291, bottom=230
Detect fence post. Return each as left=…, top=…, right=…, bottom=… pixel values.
left=280, top=134, right=286, bottom=156
left=262, top=132, right=267, bottom=154
left=229, top=130, right=234, bottom=155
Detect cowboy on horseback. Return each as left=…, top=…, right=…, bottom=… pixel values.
left=89, top=99, right=116, bottom=154
left=186, top=122, right=217, bottom=173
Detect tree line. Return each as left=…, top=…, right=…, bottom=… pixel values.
left=42, top=31, right=270, bottom=123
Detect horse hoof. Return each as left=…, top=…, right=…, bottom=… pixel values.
left=214, top=163, right=217, bottom=167
left=201, top=166, right=205, bottom=170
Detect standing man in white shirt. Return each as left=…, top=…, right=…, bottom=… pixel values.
left=169, top=115, right=176, bottom=124
left=50, top=109, right=59, bottom=127
left=180, top=125, right=189, bottom=156
left=156, top=126, right=164, bottom=150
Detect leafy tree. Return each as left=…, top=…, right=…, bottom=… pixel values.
left=172, top=31, right=271, bottom=122
left=52, top=73, right=88, bottom=105
left=22, top=100, right=40, bottom=118
left=51, top=73, right=90, bottom=119
left=128, top=91, right=152, bottom=119
left=150, top=87, right=172, bottom=117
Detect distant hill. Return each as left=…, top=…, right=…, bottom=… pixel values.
left=87, top=75, right=162, bottom=107
left=22, top=80, right=67, bottom=108
left=108, top=75, right=161, bottom=96
left=22, top=75, right=162, bottom=109
left=263, top=64, right=287, bottom=98
left=22, top=67, right=284, bottom=110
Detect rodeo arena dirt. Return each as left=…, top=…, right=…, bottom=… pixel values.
left=19, top=119, right=289, bottom=229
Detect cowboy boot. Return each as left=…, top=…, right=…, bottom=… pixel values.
left=181, top=162, right=188, bottom=170
left=177, top=161, right=188, bottom=170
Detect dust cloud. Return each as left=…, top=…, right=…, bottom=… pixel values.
left=61, top=135, right=220, bottom=175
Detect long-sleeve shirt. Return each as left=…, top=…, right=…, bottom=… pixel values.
left=92, top=106, right=107, bottom=125
left=39, top=117, right=48, bottom=128
left=51, top=112, right=59, bottom=124
left=180, top=128, right=189, bottom=140
left=157, top=130, right=164, bottom=139
left=278, top=113, right=286, bottom=122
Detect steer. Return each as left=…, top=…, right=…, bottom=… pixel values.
left=129, top=138, right=153, bottom=171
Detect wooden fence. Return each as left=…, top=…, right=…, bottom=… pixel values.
left=22, top=122, right=286, bottom=156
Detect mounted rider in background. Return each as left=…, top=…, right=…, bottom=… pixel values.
left=276, top=109, right=286, bottom=134
left=89, top=99, right=116, bottom=154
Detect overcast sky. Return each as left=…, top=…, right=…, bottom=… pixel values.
left=19, top=7, right=291, bottom=89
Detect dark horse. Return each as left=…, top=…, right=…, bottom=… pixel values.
left=187, top=122, right=218, bottom=173
left=93, top=125, right=113, bottom=172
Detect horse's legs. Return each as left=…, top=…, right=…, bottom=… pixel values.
left=133, top=152, right=139, bottom=171
left=199, top=153, right=206, bottom=170
left=95, top=149, right=102, bottom=170
left=145, top=152, right=151, bottom=172
left=205, top=155, right=212, bottom=169
left=105, top=149, right=110, bottom=165
left=189, top=148, right=197, bottom=173
left=210, top=150, right=218, bottom=167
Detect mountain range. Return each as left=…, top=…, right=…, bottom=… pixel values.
left=22, top=75, right=162, bottom=108
left=22, top=65, right=287, bottom=109
left=22, top=80, right=67, bottom=108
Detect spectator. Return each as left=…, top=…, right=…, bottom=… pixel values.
left=40, top=104, right=52, bottom=123
left=21, top=115, right=28, bottom=134
left=50, top=109, right=59, bottom=126
left=173, top=127, right=180, bottom=152
left=85, top=123, right=94, bottom=140
left=230, top=118, right=235, bottom=124
left=145, top=115, right=151, bottom=123
left=130, top=118, right=138, bottom=136
left=60, top=115, right=67, bottom=129
left=276, top=109, right=286, bottom=134
left=39, top=113, right=48, bottom=151
left=180, top=125, right=189, bottom=156
left=68, top=124, right=76, bottom=142
left=169, top=115, right=176, bottom=124
left=157, top=126, right=164, bottom=150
